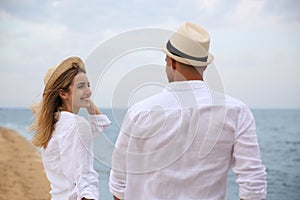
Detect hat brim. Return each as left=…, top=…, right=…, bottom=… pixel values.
left=44, top=57, right=85, bottom=90
left=162, top=45, right=214, bottom=67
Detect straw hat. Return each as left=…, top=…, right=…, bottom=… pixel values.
left=162, top=22, right=214, bottom=67
left=43, top=56, right=85, bottom=90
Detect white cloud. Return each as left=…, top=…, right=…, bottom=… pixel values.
left=0, top=10, right=68, bottom=70
left=196, top=0, right=219, bottom=13
left=223, top=0, right=300, bottom=29
left=51, top=1, right=62, bottom=8
left=264, top=0, right=300, bottom=21
left=225, top=0, right=266, bottom=27
left=0, top=9, right=10, bottom=20
left=0, top=0, right=299, bottom=108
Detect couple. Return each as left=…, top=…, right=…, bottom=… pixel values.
left=31, top=22, right=267, bottom=200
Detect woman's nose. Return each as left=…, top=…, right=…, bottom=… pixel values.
left=86, top=87, right=92, bottom=96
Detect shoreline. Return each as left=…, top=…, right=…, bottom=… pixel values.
left=0, top=126, right=50, bottom=200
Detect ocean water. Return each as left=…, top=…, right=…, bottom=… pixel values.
left=0, top=108, right=299, bottom=200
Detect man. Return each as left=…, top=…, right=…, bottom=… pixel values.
left=109, top=22, right=267, bottom=200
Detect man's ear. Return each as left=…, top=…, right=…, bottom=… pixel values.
left=58, top=90, right=68, bottom=100
left=170, top=58, right=177, bottom=70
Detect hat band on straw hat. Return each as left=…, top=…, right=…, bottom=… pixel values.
left=166, top=40, right=208, bottom=62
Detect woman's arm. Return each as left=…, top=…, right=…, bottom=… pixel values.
left=85, top=99, right=111, bottom=137
left=59, top=118, right=99, bottom=199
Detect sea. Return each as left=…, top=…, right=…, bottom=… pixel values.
left=0, top=107, right=299, bottom=200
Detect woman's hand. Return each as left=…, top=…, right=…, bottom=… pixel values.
left=86, top=99, right=101, bottom=115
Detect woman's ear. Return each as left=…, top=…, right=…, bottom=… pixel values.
left=58, top=90, right=68, bottom=100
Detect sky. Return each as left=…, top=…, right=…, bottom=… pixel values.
left=0, top=0, right=299, bottom=109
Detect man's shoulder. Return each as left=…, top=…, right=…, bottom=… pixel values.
left=126, top=89, right=252, bottom=117
left=199, top=88, right=248, bottom=107
left=224, top=93, right=246, bottom=106
left=222, top=93, right=254, bottom=117
left=128, top=93, right=165, bottom=114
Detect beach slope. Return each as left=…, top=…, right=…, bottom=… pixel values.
left=0, top=126, right=50, bottom=200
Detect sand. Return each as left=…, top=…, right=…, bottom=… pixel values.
left=0, top=126, right=50, bottom=200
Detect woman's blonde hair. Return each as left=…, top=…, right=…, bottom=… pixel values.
left=30, top=63, right=86, bottom=148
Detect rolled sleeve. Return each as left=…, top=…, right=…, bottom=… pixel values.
left=232, top=105, right=267, bottom=200
left=88, top=114, right=111, bottom=137
left=109, top=169, right=126, bottom=200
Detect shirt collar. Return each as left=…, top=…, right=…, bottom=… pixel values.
left=164, top=80, right=208, bottom=92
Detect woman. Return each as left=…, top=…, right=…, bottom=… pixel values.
left=30, top=56, right=111, bottom=200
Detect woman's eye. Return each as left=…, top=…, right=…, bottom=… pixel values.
left=77, top=83, right=89, bottom=89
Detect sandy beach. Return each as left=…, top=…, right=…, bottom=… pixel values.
left=0, top=126, right=50, bottom=200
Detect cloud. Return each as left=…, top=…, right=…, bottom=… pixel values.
left=196, top=0, right=219, bottom=12
left=0, top=0, right=299, bottom=108
left=226, top=0, right=266, bottom=25
left=222, top=0, right=300, bottom=29
left=0, top=9, right=68, bottom=71
left=264, top=0, right=300, bottom=21
left=0, top=0, right=51, bottom=23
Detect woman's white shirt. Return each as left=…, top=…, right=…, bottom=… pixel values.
left=42, top=111, right=111, bottom=200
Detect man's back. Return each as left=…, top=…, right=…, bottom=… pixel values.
left=110, top=81, right=267, bottom=199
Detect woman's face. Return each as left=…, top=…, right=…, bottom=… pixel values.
left=65, top=72, right=92, bottom=113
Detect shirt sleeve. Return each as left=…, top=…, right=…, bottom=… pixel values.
left=88, top=114, right=111, bottom=137
left=109, top=112, right=132, bottom=200
left=232, top=105, right=267, bottom=200
left=59, top=117, right=99, bottom=200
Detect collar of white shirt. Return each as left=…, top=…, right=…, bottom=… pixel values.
left=164, top=80, right=208, bottom=92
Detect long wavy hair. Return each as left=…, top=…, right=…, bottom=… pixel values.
left=30, top=63, right=86, bottom=148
